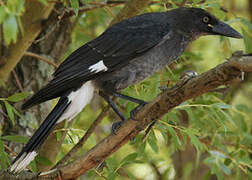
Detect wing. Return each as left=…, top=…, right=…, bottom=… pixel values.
left=22, top=12, right=171, bottom=109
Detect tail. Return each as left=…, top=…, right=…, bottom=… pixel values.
left=10, top=97, right=70, bottom=173
left=9, top=81, right=95, bottom=173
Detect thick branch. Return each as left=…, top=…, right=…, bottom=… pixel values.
left=0, top=1, right=54, bottom=81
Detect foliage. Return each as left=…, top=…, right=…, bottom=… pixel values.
left=0, top=0, right=252, bottom=179
left=0, top=0, right=25, bottom=45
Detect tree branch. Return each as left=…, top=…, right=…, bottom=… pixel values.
left=34, top=52, right=250, bottom=179
left=23, top=52, right=58, bottom=68
left=0, top=1, right=55, bottom=81
left=2, top=53, right=251, bottom=179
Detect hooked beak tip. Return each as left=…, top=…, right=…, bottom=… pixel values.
left=212, top=21, right=243, bottom=39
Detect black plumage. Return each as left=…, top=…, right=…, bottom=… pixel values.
left=10, top=7, right=242, bottom=173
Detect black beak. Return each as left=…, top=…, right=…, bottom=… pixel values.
left=211, top=21, right=243, bottom=39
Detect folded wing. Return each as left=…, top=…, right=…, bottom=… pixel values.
left=22, top=12, right=171, bottom=109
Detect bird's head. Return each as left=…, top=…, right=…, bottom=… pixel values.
left=168, top=7, right=242, bottom=39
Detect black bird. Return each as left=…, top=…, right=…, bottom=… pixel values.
left=10, top=7, right=242, bottom=173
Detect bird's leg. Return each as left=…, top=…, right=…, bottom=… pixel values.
left=111, top=92, right=148, bottom=120
left=99, top=92, right=126, bottom=134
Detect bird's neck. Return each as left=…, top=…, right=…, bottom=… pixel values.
left=175, top=29, right=201, bottom=41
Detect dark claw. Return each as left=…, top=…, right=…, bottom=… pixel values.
left=111, top=121, right=124, bottom=134
left=130, top=102, right=147, bottom=120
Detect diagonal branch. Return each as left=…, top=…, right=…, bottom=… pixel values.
left=1, top=53, right=251, bottom=179
left=0, top=1, right=55, bottom=81
left=37, top=52, right=251, bottom=179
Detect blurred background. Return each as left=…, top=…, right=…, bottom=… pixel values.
left=0, top=0, right=251, bottom=179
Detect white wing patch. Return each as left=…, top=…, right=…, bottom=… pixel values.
left=88, top=60, right=108, bottom=73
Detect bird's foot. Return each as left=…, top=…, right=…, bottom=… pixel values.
left=111, top=120, right=125, bottom=134
left=130, top=102, right=148, bottom=120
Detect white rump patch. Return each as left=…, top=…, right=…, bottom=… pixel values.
left=88, top=60, right=108, bottom=73
left=58, top=81, right=95, bottom=122
left=10, top=151, right=38, bottom=173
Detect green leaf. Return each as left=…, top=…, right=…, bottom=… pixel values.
left=137, top=141, right=146, bottom=156
left=124, top=169, right=137, bottom=180
left=121, top=153, right=138, bottom=164
left=3, top=15, right=18, bottom=45
left=16, top=0, right=25, bottom=14
left=70, top=0, right=79, bottom=16
left=219, top=161, right=231, bottom=175
left=0, top=6, right=7, bottom=24
left=106, top=157, right=119, bottom=172
left=107, top=172, right=116, bottom=180
left=185, top=129, right=203, bottom=151
left=4, top=101, right=15, bottom=125
left=0, top=139, right=10, bottom=169
left=29, top=159, right=37, bottom=172
left=7, top=92, right=30, bottom=102
left=1, top=135, right=29, bottom=143
left=148, top=130, right=159, bottom=153
left=36, top=155, right=53, bottom=166
left=235, top=104, right=250, bottom=113
left=17, top=16, right=24, bottom=35
left=213, top=103, right=231, bottom=109
left=240, top=18, right=252, bottom=32
left=148, top=136, right=158, bottom=153
left=38, top=0, right=48, bottom=5
left=218, top=109, right=236, bottom=127
left=167, top=126, right=182, bottom=148
left=12, top=107, right=22, bottom=118
left=211, top=164, right=224, bottom=180
left=242, top=28, right=252, bottom=53
left=0, top=139, right=4, bottom=153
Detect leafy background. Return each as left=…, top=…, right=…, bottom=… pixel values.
left=0, top=0, right=251, bottom=179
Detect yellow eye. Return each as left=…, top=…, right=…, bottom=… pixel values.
left=202, top=16, right=210, bottom=23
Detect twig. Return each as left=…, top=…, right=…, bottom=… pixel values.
left=150, top=162, right=162, bottom=180
left=142, top=121, right=156, bottom=143
left=4, top=144, right=17, bottom=156
left=12, top=70, right=24, bottom=92
left=58, top=119, right=75, bottom=150
left=23, top=52, right=58, bottom=68
left=62, top=2, right=124, bottom=20
left=54, top=105, right=110, bottom=168
left=0, top=106, right=9, bottom=119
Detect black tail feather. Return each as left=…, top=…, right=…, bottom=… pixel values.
left=11, top=96, right=70, bottom=172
